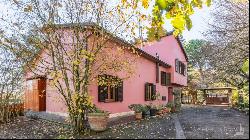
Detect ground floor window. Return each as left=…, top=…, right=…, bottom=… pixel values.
left=98, top=75, right=123, bottom=102
left=145, top=83, right=156, bottom=101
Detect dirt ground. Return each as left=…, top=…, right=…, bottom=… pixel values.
left=0, top=105, right=249, bottom=139
left=85, top=115, right=176, bottom=139
left=0, top=114, right=176, bottom=139
left=0, top=117, right=71, bottom=139
left=178, top=104, right=249, bottom=139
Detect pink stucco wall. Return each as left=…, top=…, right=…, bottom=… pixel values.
left=141, top=35, right=188, bottom=86
left=25, top=32, right=187, bottom=114
left=89, top=56, right=170, bottom=113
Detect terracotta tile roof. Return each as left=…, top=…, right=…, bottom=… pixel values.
left=45, top=22, right=172, bottom=68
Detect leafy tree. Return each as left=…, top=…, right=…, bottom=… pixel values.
left=205, top=0, right=249, bottom=89
left=0, top=47, right=23, bottom=123
left=0, top=0, right=233, bottom=132
left=184, top=39, right=215, bottom=87
left=183, top=39, right=219, bottom=104
left=122, top=0, right=212, bottom=41
left=0, top=0, right=143, bottom=132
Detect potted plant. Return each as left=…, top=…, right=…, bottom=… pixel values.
left=156, top=105, right=164, bottom=115
left=141, top=105, right=150, bottom=118
left=175, top=102, right=181, bottom=112
left=149, top=104, right=158, bottom=116
left=88, top=107, right=110, bottom=132
left=166, top=102, right=176, bottom=113
left=128, top=104, right=144, bottom=120
left=162, top=106, right=170, bottom=114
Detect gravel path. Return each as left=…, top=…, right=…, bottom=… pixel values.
left=172, top=114, right=186, bottom=139
left=178, top=105, right=249, bottom=139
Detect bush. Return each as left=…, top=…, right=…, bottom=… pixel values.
left=231, top=89, right=239, bottom=107
left=141, top=105, right=150, bottom=114
left=88, top=105, right=110, bottom=115
left=0, top=93, right=24, bottom=123
left=128, top=104, right=144, bottom=113
left=166, top=101, right=175, bottom=108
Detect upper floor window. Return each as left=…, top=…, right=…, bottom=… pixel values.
left=161, top=71, right=167, bottom=86
left=161, top=71, right=171, bottom=86
left=98, top=75, right=123, bottom=103
left=175, top=59, right=186, bottom=76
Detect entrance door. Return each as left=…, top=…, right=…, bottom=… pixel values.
left=25, top=77, right=46, bottom=111
left=168, top=87, right=173, bottom=102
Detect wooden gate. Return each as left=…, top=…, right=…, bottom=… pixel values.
left=25, top=76, right=46, bottom=112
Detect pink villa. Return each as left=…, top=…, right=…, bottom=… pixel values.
left=24, top=23, right=188, bottom=117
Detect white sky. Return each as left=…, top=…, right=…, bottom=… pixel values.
left=0, top=1, right=212, bottom=41
left=182, top=7, right=211, bottom=41
left=164, top=6, right=211, bottom=41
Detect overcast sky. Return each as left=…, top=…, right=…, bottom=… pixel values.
left=0, top=1, right=212, bottom=41
left=164, top=6, right=211, bottom=41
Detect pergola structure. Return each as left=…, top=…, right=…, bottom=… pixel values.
left=197, top=87, right=237, bottom=105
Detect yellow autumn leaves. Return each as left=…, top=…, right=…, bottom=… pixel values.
left=127, top=0, right=213, bottom=38
left=71, top=93, right=94, bottom=113
left=24, top=5, right=32, bottom=12
left=142, top=0, right=150, bottom=8
left=171, top=15, right=186, bottom=36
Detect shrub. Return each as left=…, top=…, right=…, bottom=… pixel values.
left=155, top=105, right=164, bottom=110
left=141, top=105, right=150, bottom=114
left=231, top=89, right=239, bottom=107
left=128, top=104, right=144, bottom=113
left=165, top=101, right=175, bottom=108
left=88, top=105, right=109, bottom=115
left=0, top=93, right=24, bottom=123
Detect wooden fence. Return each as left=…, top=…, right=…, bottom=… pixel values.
left=0, top=103, right=24, bottom=123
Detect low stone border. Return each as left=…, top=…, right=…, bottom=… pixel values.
left=25, top=110, right=177, bottom=130
left=24, top=110, right=136, bottom=127
left=25, top=110, right=69, bottom=125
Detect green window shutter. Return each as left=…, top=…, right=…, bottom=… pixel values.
left=117, top=81, right=123, bottom=102
left=145, top=83, right=150, bottom=101
left=166, top=73, right=171, bottom=85
left=156, top=63, right=159, bottom=83
left=161, top=71, right=167, bottom=86
left=182, top=63, right=185, bottom=75
left=184, top=64, right=186, bottom=76
left=178, top=61, right=182, bottom=73
left=151, top=84, right=156, bottom=100
left=98, top=85, right=107, bottom=102
left=175, top=59, right=179, bottom=72
left=161, top=71, right=164, bottom=85
left=180, top=63, right=183, bottom=74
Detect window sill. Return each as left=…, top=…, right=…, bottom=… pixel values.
left=104, top=99, right=116, bottom=103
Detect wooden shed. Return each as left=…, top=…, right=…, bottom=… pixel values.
left=197, top=87, right=236, bottom=105
left=25, top=76, right=46, bottom=112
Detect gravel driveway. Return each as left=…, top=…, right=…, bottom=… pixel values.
left=0, top=105, right=249, bottom=139
left=178, top=105, right=249, bottom=139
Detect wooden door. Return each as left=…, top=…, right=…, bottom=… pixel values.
left=168, top=87, right=173, bottom=102
left=24, top=78, right=46, bottom=111
left=38, top=78, right=46, bottom=111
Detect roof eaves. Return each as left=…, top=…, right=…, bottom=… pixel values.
left=166, top=31, right=189, bottom=62
left=42, top=22, right=172, bottom=68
